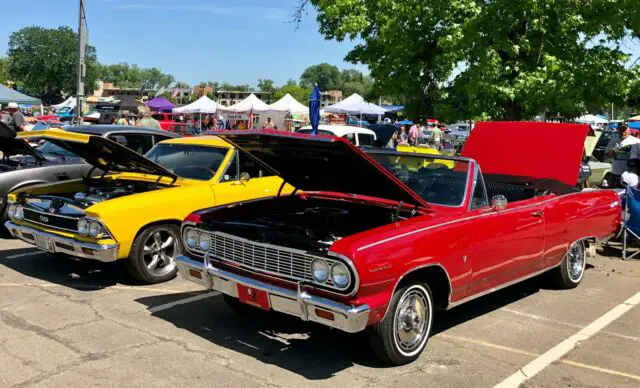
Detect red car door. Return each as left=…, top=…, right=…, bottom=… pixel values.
left=466, top=197, right=546, bottom=295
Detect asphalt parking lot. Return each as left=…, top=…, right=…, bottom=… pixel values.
left=0, top=238, right=638, bottom=388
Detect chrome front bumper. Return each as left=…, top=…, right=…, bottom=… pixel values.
left=5, top=221, right=119, bottom=262
left=176, top=255, right=370, bottom=333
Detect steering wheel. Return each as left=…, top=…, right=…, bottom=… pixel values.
left=420, top=177, right=462, bottom=204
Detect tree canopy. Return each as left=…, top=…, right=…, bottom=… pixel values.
left=7, top=26, right=99, bottom=104
left=300, top=63, right=343, bottom=90
left=301, top=0, right=640, bottom=120
left=98, top=63, right=174, bottom=90
left=272, top=79, right=312, bottom=103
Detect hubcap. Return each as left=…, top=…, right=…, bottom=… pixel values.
left=142, top=229, right=179, bottom=277
left=567, top=241, right=586, bottom=282
left=394, top=288, right=431, bottom=355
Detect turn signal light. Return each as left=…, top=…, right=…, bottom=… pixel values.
left=189, top=269, right=202, bottom=279
left=315, top=308, right=335, bottom=321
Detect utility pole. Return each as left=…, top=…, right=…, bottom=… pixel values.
left=75, top=0, right=88, bottom=124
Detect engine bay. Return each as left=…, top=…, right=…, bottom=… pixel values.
left=71, top=178, right=165, bottom=207
left=204, top=196, right=417, bottom=253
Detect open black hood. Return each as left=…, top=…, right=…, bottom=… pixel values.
left=216, top=130, right=429, bottom=207
left=19, top=130, right=177, bottom=180
left=0, top=122, right=45, bottom=161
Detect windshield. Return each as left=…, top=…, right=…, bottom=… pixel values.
left=37, top=141, right=76, bottom=157
left=145, top=143, right=229, bottom=181
left=369, top=153, right=470, bottom=206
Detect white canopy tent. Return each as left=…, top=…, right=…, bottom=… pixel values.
left=324, top=93, right=387, bottom=115
left=51, top=97, right=76, bottom=110
left=268, top=93, right=308, bottom=114
left=575, top=114, right=608, bottom=125
left=173, top=95, right=222, bottom=114
left=225, top=93, right=271, bottom=113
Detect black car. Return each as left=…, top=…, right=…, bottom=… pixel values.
left=0, top=124, right=178, bottom=230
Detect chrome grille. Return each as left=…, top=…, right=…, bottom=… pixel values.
left=23, top=208, right=79, bottom=232
left=207, top=231, right=339, bottom=286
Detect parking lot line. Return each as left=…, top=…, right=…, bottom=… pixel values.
left=148, top=291, right=220, bottom=313
left=494, top=291, right=640, bottom=388
left=499, top=307, right=640, bottom=343
left=440, top=333, right=640, bottom=382
left=5, top=252, right=40, bottom=259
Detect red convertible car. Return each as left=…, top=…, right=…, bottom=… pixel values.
left=175, top=122, right=620, bottom=365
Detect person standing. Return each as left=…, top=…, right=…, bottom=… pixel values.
left=606, top=125, right=638, bottom=187
left=7, top=102, right=25, bottom=132
left=409, top=122, right=419, bottom=145
left=137, top=107, right=161, bottom=129
left=430, top=125, right=443, bottom=150
left=264, top=117, right=275, bottom=129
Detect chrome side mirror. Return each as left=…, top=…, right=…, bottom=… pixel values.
left=490, top=195, right=507, bottom=211
left=239, top=172, right=251, bottom=183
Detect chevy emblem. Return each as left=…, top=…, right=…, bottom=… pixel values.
left=39, top=215, right=49, bottom=223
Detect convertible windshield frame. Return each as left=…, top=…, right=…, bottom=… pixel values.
left=144, top=143, right=231, bottom=181
left=366, top=150, right=473, bottom=208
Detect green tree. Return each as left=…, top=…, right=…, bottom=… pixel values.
left=7, top=26, right=99, bottom=104
left=273, top=79, right=312, bottom=103
left=257, top=78, right=276, bottom=93
left=0, top=58, right=8, bottom=84
left=300, top=63, right=342, bottom=90
left=300, top=0, right=640, bottom=121
left=99, top=63, right=174, bottom=89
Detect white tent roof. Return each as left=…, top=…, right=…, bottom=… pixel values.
left=51, top=97, right=76, bottom=110
left=173, top=95, right=221, bottom=114
left=575, top=114, right=608, bottom=124
left=324, top=93, right=387, bottom=115
left=224, top=93, right=271, bottom=113
left=268, top=93, right=308, bottom=114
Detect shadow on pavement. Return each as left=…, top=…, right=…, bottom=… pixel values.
left=0, top=247, right=137, bottom=291
left=136, top=274, right=555, bottom=378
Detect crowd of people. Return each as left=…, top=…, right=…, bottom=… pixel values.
left=387, top=122, right=447, bottom=150
left=606, top=124, right=640, bottom=189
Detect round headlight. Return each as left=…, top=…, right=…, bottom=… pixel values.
left=185, top=229, right=198, bottom=249
left=198, top=232, right=210, bottom=251
left=7, top=204, right=16, bottom=219
left=78, top=219, right=89, bottom=235
left=311, top=259, right=329, bottom=283
left=331, top=262, right=351, bottom=289
left=88, top=220, right=103, bottom=238
left=13, top=205, right=23, bottom=220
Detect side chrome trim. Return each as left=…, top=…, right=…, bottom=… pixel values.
left=447, top=263, right=561, bottom=309
left=380, top=263, right=453, bottom=321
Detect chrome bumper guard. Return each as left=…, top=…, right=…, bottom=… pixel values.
left=175, top=255, right=370, bottom=333
left=5, top=221, right=119, bottom=262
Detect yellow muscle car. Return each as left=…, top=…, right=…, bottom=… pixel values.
left=5, top=130, right=292, bottom=283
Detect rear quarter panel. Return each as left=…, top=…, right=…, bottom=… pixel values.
left=542, top=190, right=620, bottom=267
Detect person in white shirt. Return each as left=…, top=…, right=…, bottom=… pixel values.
left=605, top=125, right=639, bottom=187
left=621, top=158, right=640, bottom=187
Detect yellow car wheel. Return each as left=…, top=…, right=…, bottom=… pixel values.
left=126, top=224, right=182, bottom=284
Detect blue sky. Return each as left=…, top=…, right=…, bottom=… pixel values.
left=0, top=0, right=367, bottom=87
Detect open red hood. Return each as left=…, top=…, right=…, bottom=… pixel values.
left=461, top=122, right=589, bottom=186
left=215, top=130, right=429, bottom=207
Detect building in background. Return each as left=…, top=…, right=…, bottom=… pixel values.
left=93, top=82, right=156, bottom=100
left=214, top=90, right=272, bottom=106
left=320, top=90, right=343, bottom=108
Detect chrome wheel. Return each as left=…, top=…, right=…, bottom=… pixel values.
left=393, top=285, right=432, bottom=356
left=142, top=228, right=179, bottom=277
left=566, top=240, right=586, bottom=283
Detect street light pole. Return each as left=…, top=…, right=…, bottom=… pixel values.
left=75, top=0, right=87, bottom=124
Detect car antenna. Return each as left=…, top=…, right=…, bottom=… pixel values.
left=394, top=200, right=404, bottom=222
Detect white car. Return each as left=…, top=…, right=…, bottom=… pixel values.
left=296, top=125, right=377, bottom=147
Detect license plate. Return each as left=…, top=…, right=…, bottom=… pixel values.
left=236, top=284, right=270, bottom=310
left=34, top=235, right=54, bottom=253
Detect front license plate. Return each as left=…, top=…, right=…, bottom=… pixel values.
left=237, top=284, right=270, bottom=310
left=34, top=235, right=54, bottom=253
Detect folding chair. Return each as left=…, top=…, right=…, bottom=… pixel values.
left=622, top=186, right=640, bottom=260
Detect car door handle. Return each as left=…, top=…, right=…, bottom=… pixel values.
left=530, top=210, right=544, bottom=217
